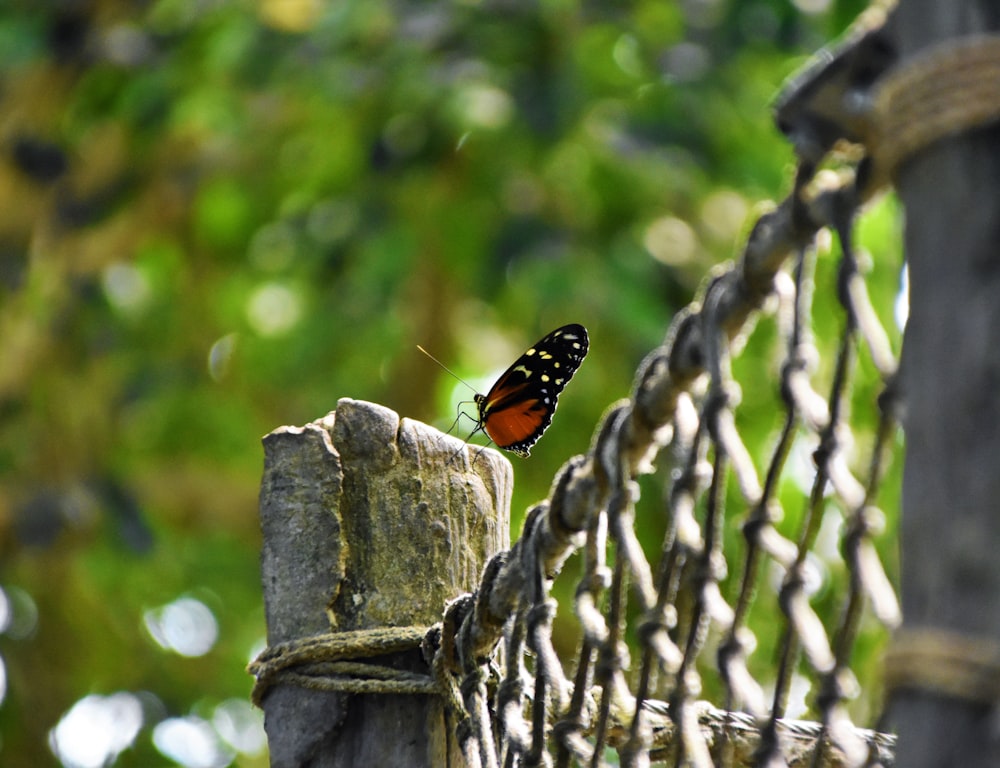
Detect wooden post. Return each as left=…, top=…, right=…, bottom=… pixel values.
left=889, top=1, right=1000, bottom=765
left=257, top=398, right=512, bottom=767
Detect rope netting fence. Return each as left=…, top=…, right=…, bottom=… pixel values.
left=427, top=179, right=901, bottom=766
left=415, top=9, right=906, bottom=767
left=250, top=3, right=1000, bottom=766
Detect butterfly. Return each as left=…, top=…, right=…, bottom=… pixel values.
left=420, top=324, right=589, bottom=458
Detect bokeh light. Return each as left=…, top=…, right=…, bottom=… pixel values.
left=144, top=597, right=219, bottom=658
left=246, top=282, right=303, bottom=337
left=213, top=698, right=267, bottom=756
left=49, top=693, right=143, bottom=768
left=153, top=715, right=235, bottom=768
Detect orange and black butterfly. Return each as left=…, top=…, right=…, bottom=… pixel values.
left=420, top=324, right=589, bottom=457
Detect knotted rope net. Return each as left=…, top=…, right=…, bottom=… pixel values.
left=421, top=161, right=900, bottom=768
left=426, top=6, right=915, bottom=768
left=415, top=5, right=1000, bottom=763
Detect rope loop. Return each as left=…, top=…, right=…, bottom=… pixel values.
left=886, top=627, right=1000, bottom=705
left=874, top=34, right=1000, bottom=178
left=248, top=626, right=433, bottom=706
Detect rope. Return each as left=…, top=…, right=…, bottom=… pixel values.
left=248, top=626, right=435, bottom=706
left=873, top=34, right=1000, bottom=178
left=638, top=701, right=897, bottom=766
left=886, top=627, right=1000, bottom=705
left=248, top=622, right=899, bottom=763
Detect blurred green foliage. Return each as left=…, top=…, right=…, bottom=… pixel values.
left=0, top=0, right=901, bottom=765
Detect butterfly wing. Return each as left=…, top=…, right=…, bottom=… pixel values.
left=476, top=324, right=589, bottom=456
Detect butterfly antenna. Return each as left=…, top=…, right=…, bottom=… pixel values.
left=417, top=344, right=478, bottom=395
left=417, top=344, right=492, bottom=463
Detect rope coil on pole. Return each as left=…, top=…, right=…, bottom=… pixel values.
left=885, top=628, right=1000, bottom=705
left=249, top=626, right=434, bottom=705
left=872, top=34, right=1000, bottom=179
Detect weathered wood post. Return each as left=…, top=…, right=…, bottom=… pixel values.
left=254, top=398, right=511, bottom=766
left=887, top=1, right=1000, bottom=765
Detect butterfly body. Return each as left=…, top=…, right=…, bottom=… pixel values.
left=471, top=324, right=589, bottom=457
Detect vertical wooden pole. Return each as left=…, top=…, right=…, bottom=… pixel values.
left=258, top=398, right=511, bottom=767
left=891, top=1, right=1000, bottom=765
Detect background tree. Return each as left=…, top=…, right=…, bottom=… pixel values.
left=0, top=1, right=900, bottom=765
